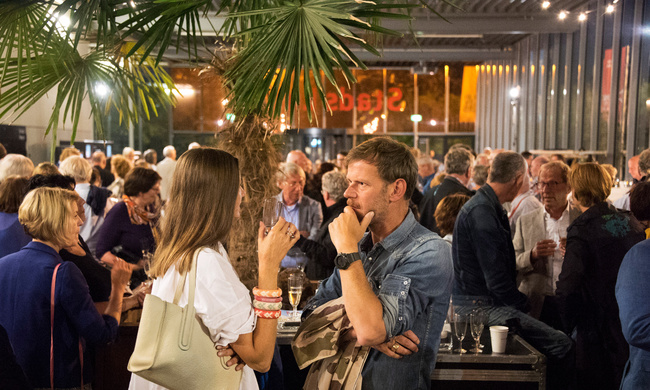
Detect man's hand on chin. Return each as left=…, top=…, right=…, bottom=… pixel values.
left=329, top=207, right=374, bottom=253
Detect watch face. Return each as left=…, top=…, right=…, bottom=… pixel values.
left=335, top=253, right=360, bottom=270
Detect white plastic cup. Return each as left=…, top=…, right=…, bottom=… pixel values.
left=490, top=326, right=509, bottom=354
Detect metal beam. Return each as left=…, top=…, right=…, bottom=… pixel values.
left=350, top=48, right=515, bottom=62
left=379, top=17, right=582, bottom=35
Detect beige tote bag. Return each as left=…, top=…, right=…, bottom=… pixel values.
left=128, top=249, right=243, bottom=389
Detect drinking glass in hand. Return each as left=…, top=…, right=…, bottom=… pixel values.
left=288, top=273, right=304, bottom=320
left=453, top=313, right=468, bottom=354
left=262, top=198, right=282, bottom=234
left=470, top=309, right=487, bottom=353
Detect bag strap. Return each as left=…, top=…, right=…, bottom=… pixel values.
left=50, top=263, right=84, bottom=390
left=171, top=248, right=202, bottom=351
left=51, top=263, right=61, bottom=390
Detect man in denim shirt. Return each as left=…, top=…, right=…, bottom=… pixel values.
left=302, top=137, right=453, bottom=389
left=453, top=151, right=573, bottom=389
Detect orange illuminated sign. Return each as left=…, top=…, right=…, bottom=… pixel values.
left=325, top=87, right=405, bottom=112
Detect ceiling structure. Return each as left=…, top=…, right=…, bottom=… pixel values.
left=165, top=0, right=593, bottom=68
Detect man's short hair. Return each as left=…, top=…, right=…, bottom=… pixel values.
left=346, top=137, right=417, bottom=200
left=278, top=162, right=306, bottom=182
left=444, top=148, right=474, bottom=175
left=144, top=149, right=157, bottom=165
left=19, top=187, right=78, bottom=248
left=569, top=163, right=611, bottom=207
left=91, top=150, right=106, bottom=164
left=630, top=181, right=650, bottom=222
left=521, top=151, right=533, bottom=160
left=163, top=145, right=176, bottom=158
left=488, top=152, right=526, bottom=183
left=0, top=143, right=7, bottom=160
left=321, top=171, right=347, bottom=202
left=472, top=164, right=489, bottom=187
left=27, top=174, right=76, bottom=192
left=417, top=156, right=435, bottom=167
left=638, top=148, right=650, bottom=175
left=0, top=154, right=34, bottom=181
left=59, top=156, right=93, bottom=183
left=539, top=161, right=570, bottom=183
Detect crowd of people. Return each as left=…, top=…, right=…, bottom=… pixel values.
left=0, top=138, right=649, bottom=390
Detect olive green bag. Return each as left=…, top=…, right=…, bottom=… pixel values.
left=128, top=249, right=242, bottom=389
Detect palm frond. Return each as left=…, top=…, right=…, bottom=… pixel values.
left=223, top=0, right=417, bottom=122
left=117, top=0, right=213, bottom=65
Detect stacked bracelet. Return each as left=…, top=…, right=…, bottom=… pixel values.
left=253, top=300, right=283, bottom=311
left=254, top=295, right=282, bottom=303
left=253, top=287, right=282, bottom=298
left=255, top=308, right=282, bottom=319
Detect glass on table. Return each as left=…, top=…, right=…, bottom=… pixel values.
left=453, top=313, right=468, bottom=354
left=470, top=308, right=487, bottom=353
left=288, top=273, right=304, bottom=320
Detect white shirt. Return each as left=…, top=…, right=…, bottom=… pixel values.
left=613, top=192, right=630, bottom=211
left=543, top=203, right=571, bottom=295
left=75, top=183, right=104, bottom=255
left=156, top=158, right=177, bottom=201
left=280, top=199, right=306, bottom=268
left=129, top=244, right=259, bottom=390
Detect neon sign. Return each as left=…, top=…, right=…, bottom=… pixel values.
left=325, top=87, right=405, bottom=112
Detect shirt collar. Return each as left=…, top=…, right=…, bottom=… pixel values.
left=359, top=210, right=417, bottom=254
left=25, top=241, right=61, bottom=259
left=543, top=201, right=570, bottom=221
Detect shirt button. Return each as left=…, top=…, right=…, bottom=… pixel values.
left=368, top=257, right=373, bottom=261
left=403, top=281, right=408, bottom=285
left=399, top=316, right=403, bottom=321
left=401, top=291, right=406, bottom=296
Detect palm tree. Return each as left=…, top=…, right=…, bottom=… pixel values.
left=0, top=0, right=437, bottom=152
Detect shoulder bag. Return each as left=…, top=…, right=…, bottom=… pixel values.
left=127, top=248, right=242, bottom=389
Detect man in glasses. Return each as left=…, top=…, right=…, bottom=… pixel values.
left=276, top=162, right=323, bottom=269
left=513, top=161, right=582, bottom=328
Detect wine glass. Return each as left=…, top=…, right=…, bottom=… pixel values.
left=470, top=309, right=487, bottom=353
left=453, top=313, right=467, bottom=354
left=288, top=273, right=304, bottom=320
left=262, top=198, right=282, bottom=234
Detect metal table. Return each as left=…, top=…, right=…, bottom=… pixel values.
left=432, top=334, right=546, bottom=390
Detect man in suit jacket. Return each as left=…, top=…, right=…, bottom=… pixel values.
left=419, top=147, right=474, bottom=233
left=276, top=162, right=323, bottom=269
left=513, top=161, right=580, bottom=327
left=296, top=171, right=348, bottom=280
left=156, top=145, right=177, bottom=202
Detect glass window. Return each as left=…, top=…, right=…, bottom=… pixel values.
left=354, top=69, right=384, bottom=134
left=582, top=2, right=598, bottom=148
left=323, top=70, right=354, bottom=129
left=635, top=0, right=650, bottom=154
left=418, top=69, right=446, bottom=133
left=598, top=9, right=615, bottom=151
left=386, top=70, right=414, bottom=133
left=568, top=31, right=581, bottom=150
left=170, top=68, right=226, bottom=132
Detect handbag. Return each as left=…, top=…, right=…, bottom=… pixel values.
left=127, top=248, right=243, bottom=389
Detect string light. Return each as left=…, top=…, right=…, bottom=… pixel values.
left=558, top=11, right=568, bottom=20
left=578, top=13, right=587, bottom=21
left=605, top=4, right=615, bottom=13
left=541, top=1, right=551, bottom=9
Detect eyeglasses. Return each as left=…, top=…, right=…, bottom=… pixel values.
left=538, top=180, right=565, bottom=189
left=283, top=180, right=305, bottom=189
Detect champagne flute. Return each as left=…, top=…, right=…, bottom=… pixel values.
left=453, top=313, right=467, bottom=354
left=262, top=198, right=282, bottom=234
left=470, top=309, right=487, bottom=353
left=288, top=273, right=304, bottom=320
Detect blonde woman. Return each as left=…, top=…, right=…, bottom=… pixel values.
left=129, top=148, right=299, bottom=390
left=0, top=187, right=132, bottom=389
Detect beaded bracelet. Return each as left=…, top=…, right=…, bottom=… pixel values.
left=253, top=300, right=283, bottom=311
left=254, top=296, right=282, bottom=303
left=253, top=287, right=282, bottom=298
left=254, top=308, right=281, bottom=319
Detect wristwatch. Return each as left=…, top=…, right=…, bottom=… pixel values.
left=334, top=252, right=361, bottom=270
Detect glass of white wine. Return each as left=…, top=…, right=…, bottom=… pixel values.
left=288, top=273, right=304, bottom=320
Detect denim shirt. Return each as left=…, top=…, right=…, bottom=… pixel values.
left=303, top=211, right=453, bottom=389
left=452, top=184, right=528, bottom=311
